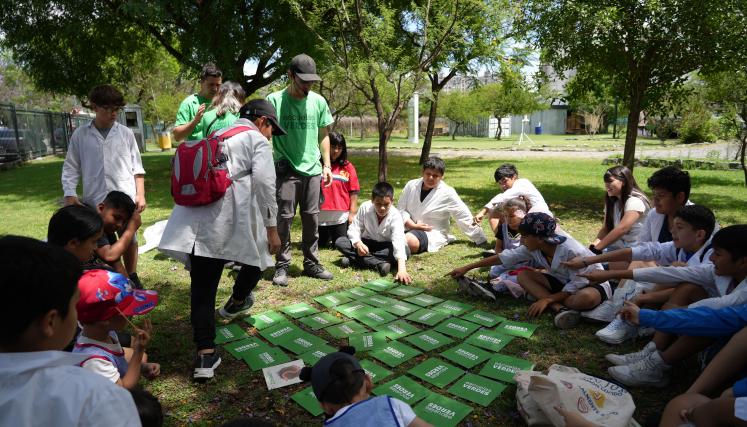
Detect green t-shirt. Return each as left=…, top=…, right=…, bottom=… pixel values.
left=266, top=89, right=334, bottom=176
left=199, top=110, right=239, bottom=136
left=175, top=94, right=212, bottom=141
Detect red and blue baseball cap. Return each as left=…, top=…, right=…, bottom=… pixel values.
left=76, top=269, right=158, bottom=323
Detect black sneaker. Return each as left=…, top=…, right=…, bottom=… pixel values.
left=218, top=292, right=254, bottom=320
left=129, top=272, right=143, bottom=290
left=193, top=351, right=221, bottom=381
left=340, top=257, right=351, bottom=268
left=272, top=266, right=289, bottom=286
left=303, top=264, right=334, bottom=280
left=470, top=280, right=498, bottom=301
left=376, top=262, right=391, bottom=277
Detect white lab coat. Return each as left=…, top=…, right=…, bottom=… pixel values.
left=631, top=240, right=714, bottom=267
left=397, top=178, right=487, bottom=252
left=637, top=200, right=694, bottom=243
left=484, top=178, right=551, bottom=215
left=633, top=264, right=747, bottom=310
left=159, top=119, right=277, bottom=269
left=0, top=351, right=140, bottom=427
left=348, top=201, right=407, bottom=260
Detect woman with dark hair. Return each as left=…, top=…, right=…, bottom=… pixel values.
left=318, top=132, right=359, bottom=248
left=590, top=166, right=650, bottom=266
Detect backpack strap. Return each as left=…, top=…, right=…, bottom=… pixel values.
left=208, top=124, right=258, bottom=180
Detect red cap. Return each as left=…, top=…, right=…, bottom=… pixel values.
left=77, top=269, right=158, bottom=323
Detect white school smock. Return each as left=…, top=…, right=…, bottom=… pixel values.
left=348, top=201, right=407, bottom=260
left=397, top=178, right=487, bottom=252
left=62, top=121, right=145, bottom=206
left=158, top=119, right=277, bottom=269
left=498, top=233, right=607, bottom=294
left=633, top=264, right=747, bottom=310
left=637, top=200, right=694, bottom=243
left=0, top=351, right=140, bottom=427
left=484, top=178, right=551, bottom=215
left=631, top=240, right=714, bottom=267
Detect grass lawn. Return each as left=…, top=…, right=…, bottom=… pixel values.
left=1, top=152, right=745, bottom=426
left=344, top=134, right=680, bottom=151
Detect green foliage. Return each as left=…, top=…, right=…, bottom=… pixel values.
left=476, top=67, right=541, bottom=138
left=439, top=90, right=485, bottom=138
left=0, top=50, right=78, bottom=111
left=677, top=99, right=717, bottom=144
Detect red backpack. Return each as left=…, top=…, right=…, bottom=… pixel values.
left=171, top=124, right=256, bottom=206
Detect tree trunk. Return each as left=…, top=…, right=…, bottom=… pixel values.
left=740, top=136, right=747, bottom=187
left=378, top=126, right=389, bottom=182
left=451, top=122, right=461, bottom=140
left=420, top=92, right=439, bottom=165
left=495, top=117, right=503, bottom=140
left=623, top=92, right=642, bottom=170
left=612, top=99, right=619, bottom=139
left=359, top=114, right=365, bottom=140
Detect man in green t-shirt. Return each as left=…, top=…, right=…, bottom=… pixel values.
left=172, top=63, right=222, bottom=142
left=267, top=54, right=335, bottom=286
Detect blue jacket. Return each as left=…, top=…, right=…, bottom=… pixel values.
left=640, top=304, right=747, bottom=397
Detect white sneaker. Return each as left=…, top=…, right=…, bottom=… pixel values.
left=581, top=300, right=616, bottom=323
left=605, top=341, right=657, bottom=366
left=595, top=316, right=638, bottom=344
left=608, top=350, right=670, bottom=387
left=553, top=309, right=581, bottom=329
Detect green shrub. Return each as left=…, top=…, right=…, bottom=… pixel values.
left=678, top=103, right=717, bottom=144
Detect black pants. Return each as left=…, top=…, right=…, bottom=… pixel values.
left=189, top=254, right=261, bottom=350
left=319, top=222, right=349, bottom=248
left=335, top=237, right=410, bottom=268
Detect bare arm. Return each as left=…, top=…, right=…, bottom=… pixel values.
left=563, top=248, right=634, bottom=269
left=319, top=126, right=332, bottom=186
left=134, top=174, right=146, bottom=212
left=172, top=104, right=206, bottom=142
left=447, top=254, right=503, bottom=278
left=594, top=210, right=642, bottom=250
left=95, top=212, right=141, bottom=262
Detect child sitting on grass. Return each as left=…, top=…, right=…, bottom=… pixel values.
left=0, top=236, right=140, bottom=426
left=335, top=182, right=412, bottom=283
left=449, top=212, right=611, bottom=329
left=73, top=269, right=160, bottom=389
left=93, top=191, right=142, bottom=286
left=583, top=224, right=747, bottom=388
left=299, top=347, right=432, bottom=426
left=47, top=204, right=104, bottom=264
left=564, top=204, right=716, bottom=343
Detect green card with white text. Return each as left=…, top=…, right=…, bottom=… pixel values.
left=413, top=392, right=473, bottom=427
left=241, top=347, right=291, bottom=371
left=460, top=310, right=505, bottom=327
left=373, top=320, right=421, bottom=339
left=405, top=308, right=449, bottom=326
left=440, top=343, right=492, bottom=369
left=369, top=341, right=422, bottom=367
left=291, top=386, right=323, bottom=416
left=447, top=373, right=507, bottom=406
left=324, top=321, right=369, bottom=338
left=372, top=375, right=431, bottom=405
left=214, top=324, right=248, bottom=344
left=496, top=320, right=538, bottom=338
left=359, top=359, right=393, bottom=383
left=224, top=337, right=271, bottom=359
left=298, top=312, right=342, bottom=330
left=434, top=318, right=481, bottom=339
left=479, top=354, right=535, bottom=383
left=404, top=330, right=454, bottom=352
left=244, top=311, right=289, bottom=330
left=432, top=300, right=474, bottom=316
left=408, top=358, right=465, bottom=388
left=465, top=329, right=514, bottom=352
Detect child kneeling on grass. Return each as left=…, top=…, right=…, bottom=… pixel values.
left=449, top=212, right=612, bottom=329
left=299, top=347, right=432, bottom=426
left=0, top=236, right=140, bottom=426
left=335, top=182, right=412, bottom=283
left=584, top=224, right=747, bottom=388
left=73, top=269, right=160, bottom=389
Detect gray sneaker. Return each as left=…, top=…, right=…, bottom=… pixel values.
left=218, top=292, right=254, bottom=320
left=272, top=267, right=289, bottom=286
left=376, top=262, right=391, bottom=277
left=304, top=264, right=334, bottom=280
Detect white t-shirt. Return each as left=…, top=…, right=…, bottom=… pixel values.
left=325, top=396, right=416, bottom=426
left=76, top=333, right=125, bottom=383
left=611, top=195, right=647, bottom=246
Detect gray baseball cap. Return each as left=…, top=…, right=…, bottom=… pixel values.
left=290, top=54, right=322, bottom=82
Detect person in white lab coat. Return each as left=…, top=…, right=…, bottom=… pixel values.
left=397, top=157, right=487, bottom=254
left=335, top=182, right=412, bottom=283
left=159, top=99, right=283, bottom=381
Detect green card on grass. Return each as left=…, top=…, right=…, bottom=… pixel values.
left=359, top=359, right=393, bottom=383
left=276, top=332, right=329, bottom=355
left=362, top=279, right=396, bottom=291
left=244, top=310, right=289, bottom=330
left=335, top=302, right=375, bottom=319
left=372, top=375, right=430, bottom=405
left=404, top=330, right=454, bottom=352
left=432, top=300, right=474, bottom=316
left=291, top=386, right=323, bottom=416
left=479, top=354, right=536, bottom=383
left=324, top=321, right=368, bottom=338
left=434, top=318, right=481, bottom=339
left=373, top=320, right=421, bottom=339
left=360, top=294, right=400, bottom=308
left=496, top=320, right=538, bottom=338
left=460, top=310, right=505, bottom=327
left=386, top=285, right=425, bottom=297
left=440, top=343, right=492, bottom=369
left=215, top=324, right=248, bottom=344
left=405, top=308, right=449, bottom=326
left=298, top=344, right=337, bottom=366
left=448, top=373, right=507, bottom=406
left=298, top=312, right=343, bottom=330
left=408, top=358, right=465, bottom=388
left=356, top=307, right=398, bottom=328
left=465, top=329, right=514, bottom=352
left=404, top=293, right=445, bottom=307
left=279, top=302, right=319, bottom=319
left=224, top=337, right=271, bottom=359
left=381, top=300, right=421, bottom=316
left=340, top=287, right=377, bottom=299
left=313, top=293, right=352, bottom=308
left=241, top=347, right=290, bottom=371
left=259, top=322, right=303, bottom=344
left=348, top=331, right=388, bottom=352
left=413, top=392, right=473, bottom=427
left=369, top=341, right=422, bottom=367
